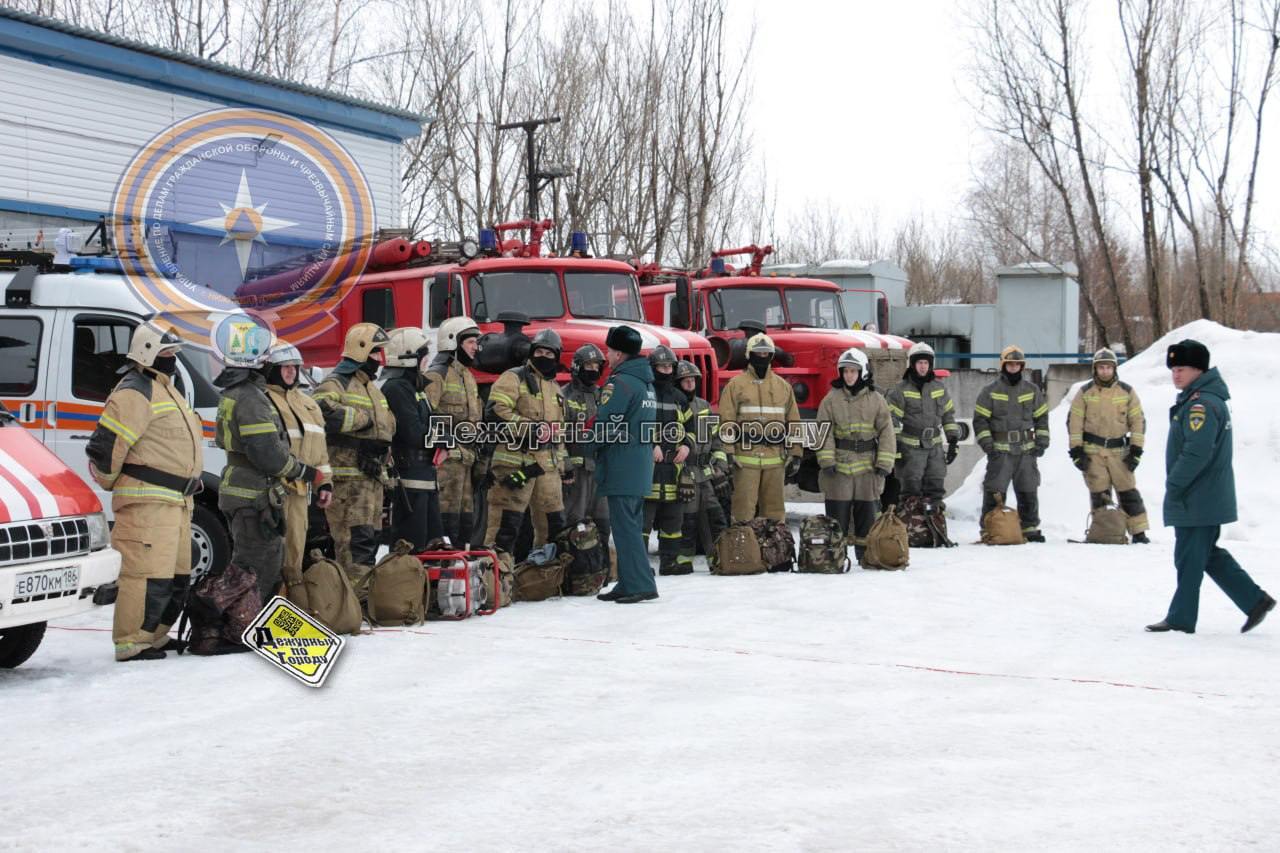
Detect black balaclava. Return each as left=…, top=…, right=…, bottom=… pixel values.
left=362, top=356, right=381, bottom=379
left=577, top=367, right=602, bottom=387
left=456, top=334, right=478, bottom=367
left=266, top=363, right=298, bottom=389
left=152, top=354, right=178, bottom=376
left=1002, top=364, right=1023, bottom=385
left=748, top=353, right=772, bottom=379
left=653, top=366, right=674, bottom=387
left=532, top=354, right=560, bottom=379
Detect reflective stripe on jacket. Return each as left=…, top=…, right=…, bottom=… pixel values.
left=1067, top=379, right=1145, bottom=452
left=266, top=383, right=330, bottom=495
left=885, top=376, right=959, bottom=449
left=973, top=376, right=1049, bottom=454
left=816, top=383, right=896, bottom=475
left=717, top=368, right=800, bottom=462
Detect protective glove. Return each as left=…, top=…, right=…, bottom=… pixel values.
left=1124, top=445, right=1142, bottom=471
left=1032, top=447, right=1046, bottom=459
left=784, top=456, right=802, bottom=480
left=314, top=483, right=333, bottom=509
left=980, top=444, right=997, bottom=461
left=677, top=475, right=697, bottom=503
left=874, top=467, right=893, bottom=479
left=945, top=441, right=958, bottom=465
left=321, top=407, right=346, bottom=434
left=561, top=469, right=576, bottom=486
left=501, top=462, right=543, bottom=490
left=1069, top=446, right=1089, bottom=472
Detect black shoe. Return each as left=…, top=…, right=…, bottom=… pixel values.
left=1241, top=593, right=1276, bottom=634
left=1131, top=532, right=1151, bottom=544
left=1024, top=530, right=1046, bottom=543
left=615, top=591, right=659, bottom=604
left=597, top=587, right=628, bottom=602
left=1145, top=620, right=1194, bottom=634
left=153, top=637, right=188, bottom=653
left=659, top=567, right=693, bottom=576
left=118, top=647, right=167, bottom=662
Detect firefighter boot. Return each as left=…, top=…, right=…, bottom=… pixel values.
left=440, top=512, right=461, bottom=548
left=825, top=500, right=853, bottom=546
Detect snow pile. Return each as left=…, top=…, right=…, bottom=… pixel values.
left=819, top=258, right=873, bottom=268
left=949, top=320, right=1280, bottom=543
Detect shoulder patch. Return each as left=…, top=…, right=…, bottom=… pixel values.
left=600, top=383, right=614, bottom=405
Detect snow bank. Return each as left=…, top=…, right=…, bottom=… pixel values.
left=949, top=320, right=1280, bottom=543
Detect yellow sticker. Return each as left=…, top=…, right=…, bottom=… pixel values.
left=242, top=596, right=346, bottom=687
left=1189, top=412, right=1205, bottom=432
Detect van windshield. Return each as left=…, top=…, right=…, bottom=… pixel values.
left=469, top=271, right=563, bottom=322
left=784, top=289, right=847, bottom=329
left=565, top=272, right=643, bottom=321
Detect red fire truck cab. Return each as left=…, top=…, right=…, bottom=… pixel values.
left=290, top=222, right=719, bottom=399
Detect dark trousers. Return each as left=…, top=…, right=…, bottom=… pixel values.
left=609, top=494, right=657, bottom=596
left=229, top=507, right=284, bottom=602
left=392, top=487, right=442, bottom=551
left=1167, top=526, right=1264, bottom=630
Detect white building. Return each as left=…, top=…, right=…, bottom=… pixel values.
left=0, top=7, right=422, bottom=249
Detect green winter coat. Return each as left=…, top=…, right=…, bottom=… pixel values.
left=591, top=356, right=657, bottom=498
left=1164, top=368, right=1236, bottom=527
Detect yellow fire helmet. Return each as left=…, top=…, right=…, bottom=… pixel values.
left=342, top=322, right=390, bottom=362
left=999, top=344, right=1027, bottom=365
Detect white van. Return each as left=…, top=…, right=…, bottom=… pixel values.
left=0, top=256, right=230, bottom=576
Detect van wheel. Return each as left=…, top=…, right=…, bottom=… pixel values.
left=191, top=504, right=230, bottom=578
left=0, top=622, right=47, bottom=668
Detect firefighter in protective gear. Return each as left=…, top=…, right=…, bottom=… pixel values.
left=816, top=348, right=896, bottom=561
left=645, top=345, right=692, bottom=575
left=314, top=323, right=395, bottom=576
left=215, top=326, right=324, bottom=602
left=425, top=317, right=484, bottom=547
left=1067, top=348, right=1150, bottom=541
left=383, top=327, right=443, bottom=549
left=483, top=328, right=567, bottom=555
left=718, top=333, right=801, bottom=522
left=263, top=344, right=332, bottom=605
left=86, top=322, right=203, bottom=661
left=886, top=341, right=961, bottom=500
left=675, top=359, right=727, bottom=571
left=974, top=345, right=1050, bottom=541
left=562, top=344, right=611, bottom=546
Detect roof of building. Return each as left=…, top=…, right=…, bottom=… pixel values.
left=0, top=5, right=425, bottom=142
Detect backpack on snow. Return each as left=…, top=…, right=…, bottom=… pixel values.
left=897, top=495, right=956, bottom=549
left=862, top=506, right=910, bottom=570
left=749, top=518, right=795, bottom=573
left=980, top=494, right=1026, bottom=545
left=512, top=554, right=568, bottom=602
left=1085, top=502, right=1129, bottom=545
left=481, top=548, right=515, bottom=610
left=556, top=519, right=608, bottom=596
left=288, top=550, right=363, bottom=634
left=180, top=563, right=262, bottom=655
left=710, top=523, right=766, bottom=576
left=795, top=515, right=851, bottom=574
left=366, top=539, right=427, bottom=626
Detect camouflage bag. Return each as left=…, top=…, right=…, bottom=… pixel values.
left=481, top=548, right=515, bottom=610
left=862, top=506, right=910, bottom=570
left=796, top=515, right=852, bottom=574
left=512, top=554, right=568, bottom=602
left=180, top=563, right=262, bottom=655
left=749, top=518, right=796, bottom=573
left=290, top=550, right=363, bottom=634
left=710, top=523, right=766, bottom=576
left=981, top=494, right=1026, bottom=545
left=1085, top=504, right=1129, bottom=545
left=367, top=539, right=427, bottom=626
left=897, top=496, right=956, bottom=549
left=556, top=519, right=608, bottom=596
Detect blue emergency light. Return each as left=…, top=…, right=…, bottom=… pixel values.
left=710, top=257, right=726, bottom=275
left=479, top=228, right=498, bottom=252
left=571, top=231, right=589, bottom=254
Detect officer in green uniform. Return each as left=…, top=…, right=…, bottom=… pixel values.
left=1146, top=339, right=1274, bottom=634
left=593, top=326, right=659, bottom=604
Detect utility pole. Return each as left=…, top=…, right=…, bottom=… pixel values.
left=496, top=116, right=572, bottom=220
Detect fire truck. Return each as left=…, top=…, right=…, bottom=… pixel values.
left=279, top=220, right=720, bottom=397
left=636, top=244, right=923, bottom=492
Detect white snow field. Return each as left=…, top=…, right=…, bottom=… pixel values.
left=3, top=321, right=1277, bottom=851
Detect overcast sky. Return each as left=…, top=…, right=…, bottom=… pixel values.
left=741, top=0, right=1278, bottom=252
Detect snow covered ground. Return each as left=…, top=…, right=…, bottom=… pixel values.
left=4, top=322, right=1278, bottom=851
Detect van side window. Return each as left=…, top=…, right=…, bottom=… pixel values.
left=362, top=288, right=395, bottom=330
left=0, top=317, right=41, bottom=396
left=72, top=318, right=134, bottom=402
